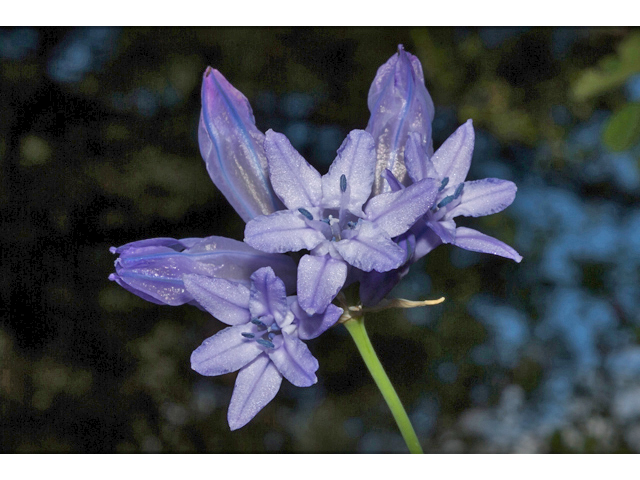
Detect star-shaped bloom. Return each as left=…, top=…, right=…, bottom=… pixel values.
left=358, top=47, right=521, bottom=306
left=244, top=129, right=439, bottom=315
left=185, top=267, right=342, bottom=430
left=109, top=235, right=297, bottom=306
left=357, top=121, right=521, bottom=306
left=404, top=119, right=522, bottom=263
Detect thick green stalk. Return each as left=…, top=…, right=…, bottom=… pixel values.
left=344, top=316, right=423, bottom=454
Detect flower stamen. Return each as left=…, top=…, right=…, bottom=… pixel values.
left=268, top=324, right=281, bottom=334
left=437, top=195, right=455, bottom=209
left=256, top=338, right=275, bottom=349
left=298, top=208, right=314, bottom=220
left=453, top=182, right=464, bottom=199
left=251, top=318, right=267, bottom=329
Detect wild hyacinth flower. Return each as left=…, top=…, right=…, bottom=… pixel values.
left=108, top=50, right=520, bottom=450
left=244, top=129, right=439, bottom=315
left=109, top=236, right=297, bottom=306
left=358, top=47, right=521, bottom=306
left=366, top=44, right=435, bottom=195
left=358, top=124, right=521, bottom=306
left=198, top=67, right=283, bottom=221
left=110, top=67, right=294, bottom=304
left=404, top=120, right=522, bottom=263
left=185, top=267, right=342, bottom=430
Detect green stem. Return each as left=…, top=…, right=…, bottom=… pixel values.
left=344, top=316, right=423, bottom=454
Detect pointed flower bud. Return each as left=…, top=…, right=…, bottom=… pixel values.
left=109, top=236, right=297, bottom=306
left=366, top=45, right=435, bottom=195
left=199, top=68, right=283, bottom=222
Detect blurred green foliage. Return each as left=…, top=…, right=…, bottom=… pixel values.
left=602, top=102, right=640, bottom=151
left=572, top=31, right=640, bottom=101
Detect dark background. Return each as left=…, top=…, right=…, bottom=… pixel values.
left=1, top=27, right=640, bottom=453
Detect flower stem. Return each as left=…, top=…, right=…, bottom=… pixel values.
left=344, top=316, right=423, bottom=454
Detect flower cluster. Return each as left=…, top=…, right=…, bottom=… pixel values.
left=110, top=45, right=521, bottom=430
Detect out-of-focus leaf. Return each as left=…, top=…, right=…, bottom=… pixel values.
left=572, top=32, right=640, bottom=101
left=602, top=102, right=640, bottom=151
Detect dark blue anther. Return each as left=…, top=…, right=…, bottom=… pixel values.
left=298, top=208, right=313, bottom=221
left=453, top=182, right=464, bottom=199
left=437, top=195, right=454, bottom=209
left=340, top=174, right=347, bottom=193
left=321, top=218, right=331, bottom=224
left=251, top=318, right=267, bottom=329
left=241, top=332, right=255, bottom=339
left=267, top=332, right=276, bottom=340
left=268, top=324, right=281, bottom=334
left=256, top=338, right=275, bottom=349
left=347, top=221, right=357, bottom=229
left=438, top=177, right=449, bottom=192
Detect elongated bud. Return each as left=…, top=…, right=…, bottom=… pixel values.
left=109, top=236, right=297, bottom=306
left=366, top=45, right=435, bottom=195
left=199, top=68, right=283, bottom=221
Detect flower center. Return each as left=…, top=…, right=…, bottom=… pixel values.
left=297, top=174, right=358, bottom=243
left=240, top=317, right=283, bottom=349
left=430, top=179, right=464, bottom=221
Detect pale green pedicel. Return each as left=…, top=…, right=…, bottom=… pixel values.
left=344, top=315, right=424, bottom=454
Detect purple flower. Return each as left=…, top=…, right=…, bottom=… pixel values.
left=109, top=236, right=297, bottom=306
left=358, top=48, right=521, bottom=305
left=185, top=267, right=342, bottom=430
left=244, top=129, right=439, bottom=315
left=366, top=45, right=435, bottom=195
left=199, top=67, right=284, bottom=222
left=404, top=120, right=522, bottom=263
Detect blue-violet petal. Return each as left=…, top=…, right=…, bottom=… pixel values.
left=191, top=325, right=263, bottom=377
left=227, top=354, right=282, bottom=430
left=297, top=254, right=348, bottom=316
left=183, top=274, right=251, bottom=325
